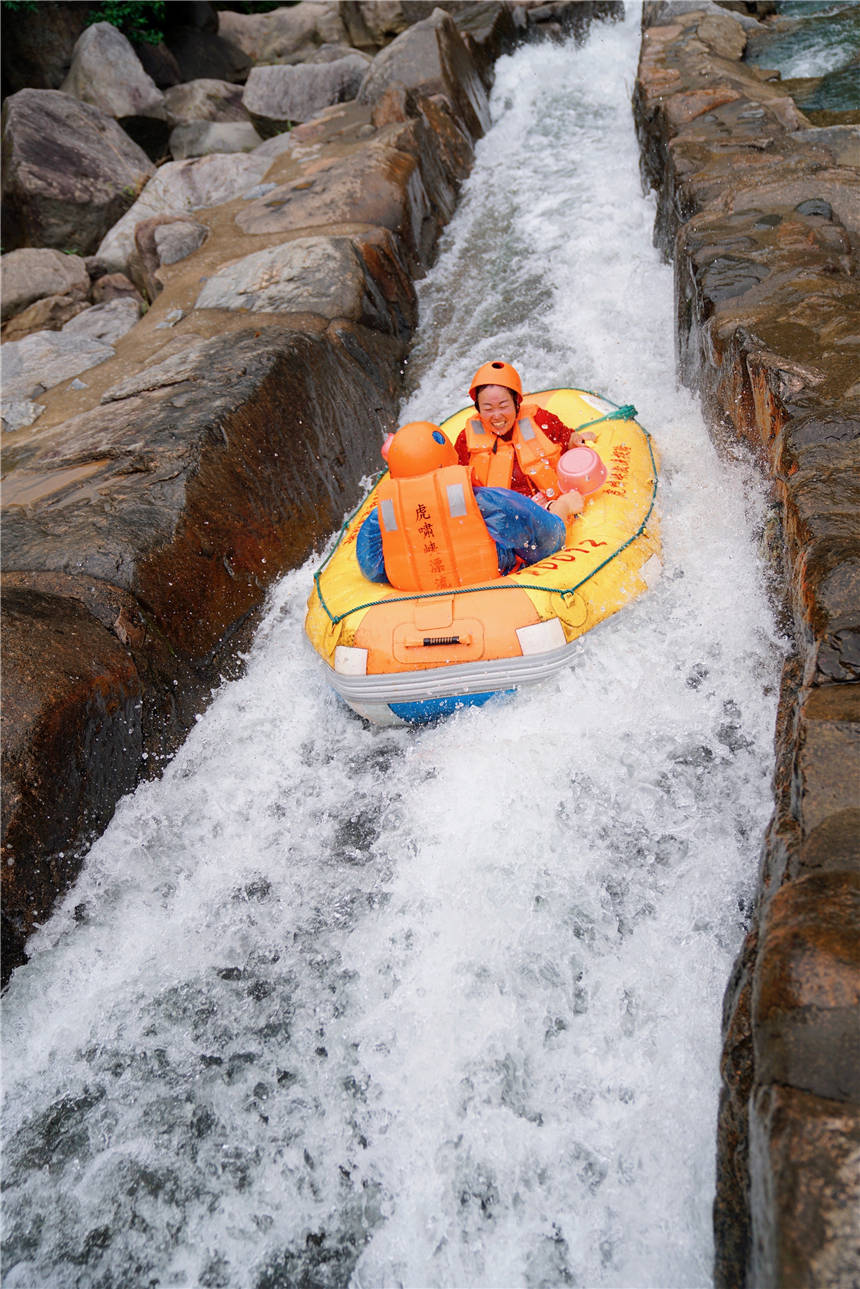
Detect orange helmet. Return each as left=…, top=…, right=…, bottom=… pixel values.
left=386, top=421, right=457, bottom=477
left=469, top=360, right=523, bottom=404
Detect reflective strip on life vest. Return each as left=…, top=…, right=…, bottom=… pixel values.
left=380, top=497, right=397, bottom=531
left=446, top=482, right=467, bottom=517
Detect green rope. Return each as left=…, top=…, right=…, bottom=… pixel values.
left=312, top=416, right=659, bottom=628
left=574, top=403, right=637, bottom=433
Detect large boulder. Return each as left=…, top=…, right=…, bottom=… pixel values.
left=218, top=2, right=348, bottom=64
left=169, top=120, right=263, bottom=160
left=242, top=54, right=371, bottom=134
left=162, top=78, right=249, bottom=127
left=1, top=89, right=155, bottom=255
left=195, top=230, right=414, bottom=339
left=339, top=1, right=476, bottom=52
left=60, top=22, right=166, bottom=123
left=93, top=148, right=283, bottom=274
left=357, top=9, right=491, bottom=143
left=235, top=103, right=469, bottom=269
left=0, top=248, right=90, bottom=321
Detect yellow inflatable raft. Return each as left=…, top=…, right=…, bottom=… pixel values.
left=305, top=388, right=660, bottom=725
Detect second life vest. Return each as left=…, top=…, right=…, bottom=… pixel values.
left=464, top=404, right=563, bottom=498
left=376, top=464, right=501, bottom=592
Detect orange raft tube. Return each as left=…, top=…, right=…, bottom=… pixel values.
left=305, top=388, right=660, bottom=726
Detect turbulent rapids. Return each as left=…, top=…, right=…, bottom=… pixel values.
left=2, top=12, right=786, bottom=1289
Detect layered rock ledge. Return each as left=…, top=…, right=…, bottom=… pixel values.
left=633, top=4, right=859, bottom=1286
left=1, top=2, right=621, bottom=977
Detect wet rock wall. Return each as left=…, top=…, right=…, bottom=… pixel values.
left=633, top=4, right=860, bottom=1287
left=1, top=2, right=622, bottom=979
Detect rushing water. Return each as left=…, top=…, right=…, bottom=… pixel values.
left=744, top=1, right=860, bottom=110
left=2, top=13, right=787, bottom=1289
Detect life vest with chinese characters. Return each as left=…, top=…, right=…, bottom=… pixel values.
left=464, top=404, right=563, bottom=498
left=376, top=465, right=501, bottom=592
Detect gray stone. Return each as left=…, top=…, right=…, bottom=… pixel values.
left=153, top=220, right=209, bottom=266
left=1, top=400, right=45, bottom=434
left=126, top=216, right=210, bottom=301
left=162, top=78, right=248, bottom=128
left=307, top=42, right=371, bottom=64
left=1, top=248, right=90, bottom=321
left=1, top=89, right=155, bottom=255
left=60, top=22, right=165, bottom=122
left=61, top=298, right=141, bottom=346
left=242, top=56, right=370, bottom=135
left=1, top=330, right=115, bottom=402
left=154, top=308, right=186, bottom=330
left=169, top=121, right=264, bottom=160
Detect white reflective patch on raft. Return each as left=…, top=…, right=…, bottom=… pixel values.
left=334, top=646, right=368, bottom=675
left=516, top=617, right=567, bottom=655
left=641, top=555, right=662, bottom=589
left=349, top=702, right=408, bottom=727
left=380, top=498, right=397, bottom=531
left=446, top=483, right=467, bottom=518
left=580, top=393, right=615, bottom=413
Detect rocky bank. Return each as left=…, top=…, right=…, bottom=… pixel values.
left=633, top=2, right=859, bottom=1285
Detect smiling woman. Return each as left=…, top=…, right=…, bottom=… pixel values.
left=456, top=360, right=595, bottom=520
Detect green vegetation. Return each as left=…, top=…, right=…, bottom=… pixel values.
left=87, top=1, right=167, bottom=45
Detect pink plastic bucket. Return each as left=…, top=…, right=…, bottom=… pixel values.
left=557, top=446, right=607, bottom=496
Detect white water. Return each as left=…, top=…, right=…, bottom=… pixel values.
left=2, top=14, right=786, bottom=1289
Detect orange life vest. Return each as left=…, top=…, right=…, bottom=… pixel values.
left=376, top=464, right=501, bottom=592
left=464, top=403, right=563, bottom=498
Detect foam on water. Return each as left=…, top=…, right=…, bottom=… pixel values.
left=2, top=13, right=787, bottom=1289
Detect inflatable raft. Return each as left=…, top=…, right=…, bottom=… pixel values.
left=305, top=388, right=660, bottom=726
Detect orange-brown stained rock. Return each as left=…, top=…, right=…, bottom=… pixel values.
left=664, top=85, right=742, bottom=127
left=753, top=871, right=860, bottom=1101
left=749, top=1084, right=860, bottom=1289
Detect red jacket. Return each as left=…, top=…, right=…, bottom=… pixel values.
left=455, top=407, right=574, bottom=497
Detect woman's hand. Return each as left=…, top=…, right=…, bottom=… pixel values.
left=548, top=490, right=583, bottom=522
left=567, top=430, right=597, bottom=448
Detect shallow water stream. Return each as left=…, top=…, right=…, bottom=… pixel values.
left=2, top=12, right=786, bottom=1288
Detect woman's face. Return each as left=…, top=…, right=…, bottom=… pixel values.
left=476, top=385, right=518, bottom=436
